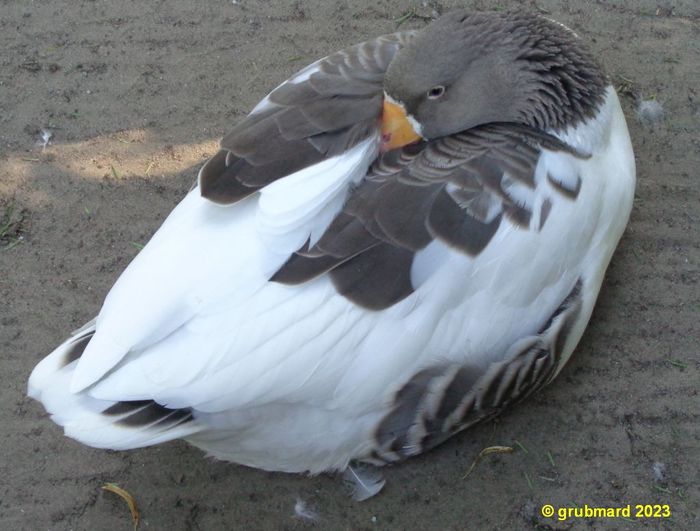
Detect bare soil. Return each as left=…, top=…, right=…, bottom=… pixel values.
left=1, top=1, right=698, bottom=529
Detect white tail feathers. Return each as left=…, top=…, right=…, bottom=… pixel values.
left=28, top=322, right=96, bottom=400
left=69, top=331, right=129, bottom=393
left=28, top=324, right=202, bottom=451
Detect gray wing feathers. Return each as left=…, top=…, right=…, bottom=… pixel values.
left=427, top=190, right=503, bottom=255
left=103, top=400, right=194, bottom=429
left=273, top=124, right=585, bottom=310
left=371, top=279, right=583, bottom=463
left=199, top=32, right=415, bottom=205
left=329, top=243, right=415, bottom=310
left=61, top=327, right=96, bottom=368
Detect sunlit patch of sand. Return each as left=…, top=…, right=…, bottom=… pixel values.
left=1, top=128, right=218, bottom=184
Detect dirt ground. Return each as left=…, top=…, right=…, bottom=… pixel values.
left=1, top=0, right=698, bottom=529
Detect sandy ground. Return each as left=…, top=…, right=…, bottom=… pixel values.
left=1, top=0, right=698, bottom=529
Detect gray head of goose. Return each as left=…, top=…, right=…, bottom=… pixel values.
left=380, top=10, right=607, bottom=150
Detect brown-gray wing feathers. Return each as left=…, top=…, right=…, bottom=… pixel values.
left=369, top=279, right=583, bottom=463
left=199, top=32, right=416, bottom=205
left=273, top=124, right=585, bottom=310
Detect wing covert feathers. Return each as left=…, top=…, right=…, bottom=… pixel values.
left=199, top=32, right=416, bottom=205
left=273, top=124, right=586, bottom=310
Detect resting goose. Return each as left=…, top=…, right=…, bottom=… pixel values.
left=28, top=9, right=635, bottom=493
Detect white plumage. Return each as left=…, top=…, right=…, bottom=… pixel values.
left=28, top=11, right=635, bottom=487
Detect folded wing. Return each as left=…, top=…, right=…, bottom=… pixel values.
left=67, top=32, right=417, bottom=393
left=273, top=123, right=587, bottom=310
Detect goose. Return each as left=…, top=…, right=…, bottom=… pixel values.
left=28, top=9, right=635, bottom=497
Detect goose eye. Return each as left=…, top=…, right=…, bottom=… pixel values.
left=427, top=85, right=445, bottom=99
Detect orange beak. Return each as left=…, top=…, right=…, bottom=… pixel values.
left=380, top=99, right=422, bottom=152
